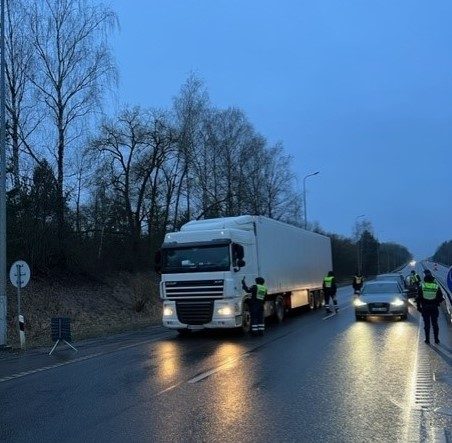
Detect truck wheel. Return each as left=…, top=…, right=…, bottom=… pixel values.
left=241, top=303, right=251, bottom=333
left=309, top=293, right=315, bottom=310
left=275, top=295, right=285, bottom=323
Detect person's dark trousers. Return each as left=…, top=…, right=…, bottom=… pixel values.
left=250, top=299, right=265, bottom=335
left=324, top=292, right=338, bottom=312
left=421, top=306, right=439, bottom=342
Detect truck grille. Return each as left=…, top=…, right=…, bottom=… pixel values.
left=176, top=300, right=214, bottom=325
left=164, top=280, right=224, bottom=299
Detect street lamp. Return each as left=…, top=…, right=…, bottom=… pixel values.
left=355, top=214, right=365, bottom=273
left=303, top=171, right=319, bottom=229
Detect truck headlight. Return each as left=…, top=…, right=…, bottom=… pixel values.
left=391, top=298, right=405, bottom=307
left=163, top=306, right=174, bottom=316
left=217, top=306, right=234, bottom=316
left=354, top=299, right=367, bottom=307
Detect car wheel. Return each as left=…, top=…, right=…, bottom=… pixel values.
left=275, top=295, right=285, bottom=322
left=355, top=314, right=365, bottom=321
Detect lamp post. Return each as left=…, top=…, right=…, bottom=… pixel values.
left=355, top=214, right=365, bottom=273
left=303, top=171, right=319, bottom=229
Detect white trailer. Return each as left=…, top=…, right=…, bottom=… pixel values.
left=155, top=216, right=332, bottom=333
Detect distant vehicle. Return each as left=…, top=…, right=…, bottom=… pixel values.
left=155, top=215, right=332, bottom=334
left=375, top=273, right=406, bottom=289
left=354, top=281, right=408, bottom=321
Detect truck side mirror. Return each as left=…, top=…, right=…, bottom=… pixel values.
left=232, top=243, right=244, bottom=260
left=154, top=250, right=162, bottom=275
left=237, top=259, right=246, bottom=267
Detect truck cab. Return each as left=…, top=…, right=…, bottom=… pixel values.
left=155, top=221, right=256, bottom=332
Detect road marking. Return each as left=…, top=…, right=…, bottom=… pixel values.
left=188, top=353, right=250, bottom=384
left=322, top=313, right=336, bottom=320
left=0, top=332, right=173, bottom=384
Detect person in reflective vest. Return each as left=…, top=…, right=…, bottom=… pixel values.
left=352, top=272, right=364, bottom=294
left=409, top=270, right=421, bottom=287
left=323, top=271, right=338, bottom=314
left=242, top=277, right=267, bottom=335
left=416, top=274, right=444, bottom=344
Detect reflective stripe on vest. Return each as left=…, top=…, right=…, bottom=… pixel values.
left=422, top=282, right=438, bottom=300
left=324, top=276, right=333, bottom=288
left=256, top=284, right=267, bottom=301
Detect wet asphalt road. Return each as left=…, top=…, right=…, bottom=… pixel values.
left=0, top=265, right=451, bottom=442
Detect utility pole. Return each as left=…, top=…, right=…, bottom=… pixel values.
left=0, top=0, right=6, bottom=346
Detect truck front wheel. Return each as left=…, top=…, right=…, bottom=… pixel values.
left=241, top=303, right=251, bottom=333
left=274, top=295, right=285, bottom=323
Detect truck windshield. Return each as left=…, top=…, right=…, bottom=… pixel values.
left=162, top=245, right=230, bottom=273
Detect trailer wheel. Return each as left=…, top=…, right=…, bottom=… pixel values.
left=309, top=293, right=315, bottom=310
left=274, top=295, right=285, bottom=323
left=315, top=292, right=322, bottom=309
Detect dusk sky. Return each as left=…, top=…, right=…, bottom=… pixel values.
left=109, top=0, right=451, bottom=259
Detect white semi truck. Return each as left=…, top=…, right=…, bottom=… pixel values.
left=155, top=215, right=332, bottom=333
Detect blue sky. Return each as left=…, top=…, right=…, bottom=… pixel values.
left=109, top=0, right=452, bottom=259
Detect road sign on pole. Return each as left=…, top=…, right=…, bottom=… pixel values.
left=447, top=266, right=452, bottom=293
left=10, top=261, right=30, bottom=288
left=9, top=261, right=30, bottom=349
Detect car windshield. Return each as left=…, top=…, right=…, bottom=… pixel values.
left=162, top=245, right=230, bottom=273
left=362, top=282, right=400, bottom=294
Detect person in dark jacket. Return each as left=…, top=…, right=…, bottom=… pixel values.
left=242, top=277, right=267, bottom=336
left=417, top=274, right=444, bottom=344
left=352, top=272, right=364, bottom=294
left=323, top=271, right=338, bottom=314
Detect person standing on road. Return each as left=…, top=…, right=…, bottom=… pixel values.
left=352, top=272, right=364, bottom=294
left=323, top=271, right=338, bottom=314
left=242, top=277, right=267, bottom=336
left=409, top=270, right=421, bottom=287
left=417, top=273, right=444, bottom=344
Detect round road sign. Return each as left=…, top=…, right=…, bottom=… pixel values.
left=9, top=261, right=31, bottom=288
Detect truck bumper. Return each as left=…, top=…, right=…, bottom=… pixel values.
left=162, top=300, right=243, bottom=329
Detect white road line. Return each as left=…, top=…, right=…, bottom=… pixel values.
left=188, top=353, right=250, bottom=384
left=403, top=315, right=423, bottom=442
left=322, top=313, right=336, bottom=320
left=0, top=333, right=173, bottom=384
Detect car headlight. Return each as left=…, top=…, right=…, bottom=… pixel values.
left=163, top=306, right=174, bottom=316
left=354, top=299, right=367, bottom=307
left=217, top=306, right=234, bottom=316
left=391, top=298, right=405, bottom=307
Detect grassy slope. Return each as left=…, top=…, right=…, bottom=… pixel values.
left=6, top=272, right=162, bottom=348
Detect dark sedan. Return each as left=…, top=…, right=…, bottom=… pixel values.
left=354, top=281, right=408, bottom=321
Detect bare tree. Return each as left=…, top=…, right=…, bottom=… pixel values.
left=91, top=107, right=176, bottom=258
left=28, top=0, right=117, bottom=264
left=172, top=74, right=209, bottom=225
